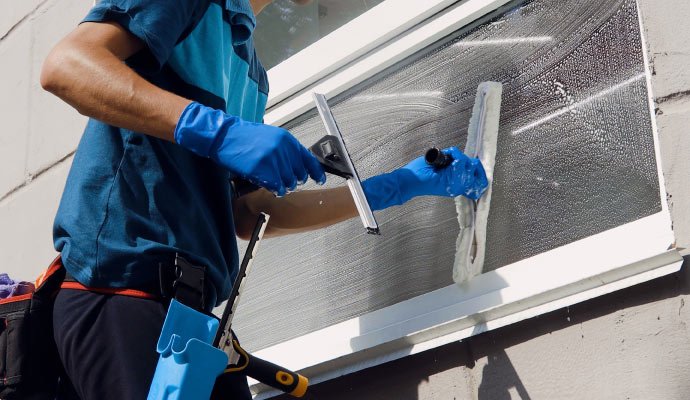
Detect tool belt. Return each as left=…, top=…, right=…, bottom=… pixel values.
left=0, top=253, right=212, bottom=399
left=0, top=256, right=64, bottom=400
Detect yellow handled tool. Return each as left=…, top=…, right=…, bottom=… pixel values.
left=223, top=339, right=308, bottom=397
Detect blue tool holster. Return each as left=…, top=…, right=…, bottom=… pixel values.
left=147, top=299, right=228, bottom=400
left=147, top=255, right=227, bottom=400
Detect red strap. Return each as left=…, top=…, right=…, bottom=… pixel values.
left=59, top=281, right=158, bottom=299
left=43, top=254, right=158, bottom=300
left=2, top=255, right=158, bottom=305
left=0, top=292, right=33, bottom=305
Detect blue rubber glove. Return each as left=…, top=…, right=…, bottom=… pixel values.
left=362, top=147, right=488, bottom=211
left=174, top=102, right=326, bottom=196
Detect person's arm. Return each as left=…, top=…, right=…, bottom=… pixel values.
left=234, top=147, right=489, bottom=240
left=42, top=20, right=325, bottom=196
left=40, top=21, right=191, bottom=141
left=42, top=20, right=345, bottom=240
left=233, top=187, right=358, bottom=240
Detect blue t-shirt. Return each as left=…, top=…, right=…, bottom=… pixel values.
left=53, top=0, right=269, bottom=307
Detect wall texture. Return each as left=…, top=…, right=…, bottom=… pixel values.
left=639, top=0, right=690, bottom=252
left=1, top=0, right=688, bottom=398
left=0, top=0, right=88, bottom=280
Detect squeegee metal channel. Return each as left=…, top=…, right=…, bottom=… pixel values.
left=312, top=93, right=380, bottom=234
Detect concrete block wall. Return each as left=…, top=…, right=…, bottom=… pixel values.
left=638, top=0, right=690, bottom=251
left=0, top=0, right=89, bottom=281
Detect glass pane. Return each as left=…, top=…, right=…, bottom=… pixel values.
left=234, top=0, right=660, bottom=352
left=254, top=0, right=385, bottom=70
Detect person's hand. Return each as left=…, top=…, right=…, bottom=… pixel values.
left=362, top=147, right=488, bottom=211
left=398, top=146, right=488, bottom=200
left=174, top=102, right=326, bottom=196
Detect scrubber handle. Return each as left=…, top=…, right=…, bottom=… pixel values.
left=425, top=147, right=453, bottom=168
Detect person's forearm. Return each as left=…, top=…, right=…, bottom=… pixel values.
left=40, top=22, right=191, bottom=141
left=233, top=186, right=359, bottom=239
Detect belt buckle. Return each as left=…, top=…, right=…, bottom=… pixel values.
left=166, top=253, right=207, bottom=311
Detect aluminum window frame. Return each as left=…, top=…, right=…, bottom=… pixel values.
left=250, top=0, right=681, bottom=396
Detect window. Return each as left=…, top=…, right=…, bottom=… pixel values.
left=254, top=0, right=385, bottom=70
left=236, top=0, right=681, bottom=396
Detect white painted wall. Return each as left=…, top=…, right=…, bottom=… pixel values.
left=0, top=0, right=89, bottom=281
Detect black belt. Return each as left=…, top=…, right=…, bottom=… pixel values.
left=62, top=253, right=212, bottom=312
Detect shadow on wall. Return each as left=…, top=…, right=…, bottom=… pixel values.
left=472, top=324, right=532, bottom=400
left=271, top=341, right=467, bottom=400
left=271, top=328, right=532, bottom=400
left=477, top=351, right=531, bottom=400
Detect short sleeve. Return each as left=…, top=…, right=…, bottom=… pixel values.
left=83, top=0, right=206, bottom=72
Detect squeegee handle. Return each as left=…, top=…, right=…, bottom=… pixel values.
left=225, top=340, right=308, bottom=397
left=425, top=147, right=453, bottom=168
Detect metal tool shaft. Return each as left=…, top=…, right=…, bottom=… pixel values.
left=213, top=213, right=270, bottom=355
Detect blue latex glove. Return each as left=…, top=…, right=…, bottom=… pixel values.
left=362, top=147, right=488, bottom=211
left=174, top=102, right=326, bottom=196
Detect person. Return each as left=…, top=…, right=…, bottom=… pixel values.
left=39, top=0, right=488, bottom=398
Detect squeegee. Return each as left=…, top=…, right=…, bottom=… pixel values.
left=309, top=93, right=380, bottom=235
left=453, top=82, right=503, bottom=284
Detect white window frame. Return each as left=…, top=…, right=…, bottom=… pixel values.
left=251, top=0, right=682, bottom=396
left=265, top=0, right=464, bottom=109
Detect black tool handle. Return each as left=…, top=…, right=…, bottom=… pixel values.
left=425, top=147, right=453, bottom=168
left=230, top=178, right=260, bottom=200
left=226, top=340, right=308, bottom=397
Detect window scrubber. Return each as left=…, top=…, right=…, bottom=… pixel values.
left=453, top=82, right=503, bottom=284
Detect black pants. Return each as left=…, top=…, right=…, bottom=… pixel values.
left=53, top=289, right=251, bottom=400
